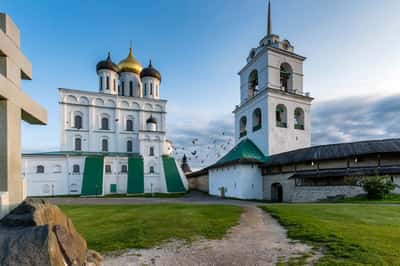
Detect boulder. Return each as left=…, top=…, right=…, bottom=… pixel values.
left=0, top=198, right=101, bottom=266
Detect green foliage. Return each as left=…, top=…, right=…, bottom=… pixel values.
left=361, top=176, right=395, bottom=200
left=60, top=204, right=242, bottom=253
left=261, top=205, right=400, bottom=265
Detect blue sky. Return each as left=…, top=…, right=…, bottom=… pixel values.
left=3, top=0, right=400, bottom=168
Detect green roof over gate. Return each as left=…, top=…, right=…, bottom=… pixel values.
left=212, top=138, right=267, bottom=168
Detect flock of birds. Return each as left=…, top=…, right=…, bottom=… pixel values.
left=172, top=131, right=234, bottom=168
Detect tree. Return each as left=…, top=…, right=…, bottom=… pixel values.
left=361, top=176, right=395, bottom=200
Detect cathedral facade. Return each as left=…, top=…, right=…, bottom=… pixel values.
left=22, top=49, right=188, bottom=196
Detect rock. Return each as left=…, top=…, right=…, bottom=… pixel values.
left=0, top=198, right=101, bottom=266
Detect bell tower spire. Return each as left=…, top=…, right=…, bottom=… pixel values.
left=267, top=0, right=272, bottom=36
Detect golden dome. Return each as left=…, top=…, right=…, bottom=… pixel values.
left=118, top=48, right=142, bottom=74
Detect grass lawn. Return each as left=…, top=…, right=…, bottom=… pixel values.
left=261, top=205, right=400, bottom=265
left=320, top=194, right=400, bottom=204
left=60, top=204, right=242, bottom=253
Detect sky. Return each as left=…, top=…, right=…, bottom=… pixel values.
left=3, top=0, right=400, bottom=169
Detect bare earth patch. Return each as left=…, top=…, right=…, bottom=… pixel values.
left=103, top=206, right=320, bottom=266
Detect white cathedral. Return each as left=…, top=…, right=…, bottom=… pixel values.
left=22, top=48, right=188, bottom=196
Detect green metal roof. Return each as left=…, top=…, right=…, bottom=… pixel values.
left=22, top=151, right=141, bottom=157
left=212, top=138, right=267, bottom=168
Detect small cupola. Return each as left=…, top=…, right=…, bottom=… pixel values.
left=140, top=60, right=161, bottom=82
left=96, top=52, right=119, bottom=73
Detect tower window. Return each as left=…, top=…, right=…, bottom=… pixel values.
left=149, top=146, right=154, bottom=156
left=75, top=137, right=82, bottom=151
left=129, top=81, right=133, bottom=96
left=126, top=119, right=133, bottom=131
left=121, top=165, right=128, bottom=173
left=127, top=140, right=133, bottom=152
left=73, top=164, right=80, bottom=174
left=276, top=104, right=287, bottom=128
left=121, top=81, right=125, bottom=96
left=252, top=108, right=262, bottom=131
left=280, top=63, right=293, bottom=92
left=99, top=76, right=103, bottom=91
left=149, top=166, right=155, bottom=174
left=150, top=83, right=153, bottom=95
left=105, top=164, right=112, bottom=173
left=294, top=107, right=305, bottom=130
left=102, top=139, right=108, bottom=152
left=74, top=115, right=82, bottom=129
left=248, top=70, right=259, bottom=99
left=113, top=79, right=116, bottom=91
left=240, top=116, right=247, bottom=137
left=106, top=76, right=110, bottom=90
left=101, top=117, right=109, bottom=130
left=36, top=165, right=45, bottom=174
left=144, top=83, right=147, bottom=96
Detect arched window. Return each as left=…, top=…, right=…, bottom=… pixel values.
left=248, top=70, right=259, bottom=99
left=240, top=116, right=247, bottom=137
left=121, top=81, right=125, bottom=96
left=149, top=146, right=154, bottom=156
left=127, top=140, right=133, bottom=152
left=149, top=166, right=155, bottom=174
left=276, top=104, right=287, bottom=128
left=74, top=115, right=82, bottom=129
left=75, top=137, right=82, bottom=151
left=102, top=139, right=108, bottom=152
left=121, top=165, right=128, bottom=173
left=280, top=63, right=293, bottom=92
left=106, top=76, right=110, bottom=90
left=129, top=81, right=133, bottom=96
left=126, top=119, right=133, bottom=131
left=105, top=164, right=112, bottom=173
left=36, top=165, right=44, bottom=174
left=73, top=164, right=80, bottom=174
left=252, top=108, right=262, bottom=131
left=113, top=79, right=116, bottom=91
left=294, top=107, right=305, bottom=130
left=101, top=117, right=109, bottom=130
left=144, top=83, right=147, bottom=96
left=99, top=76, right=103, bottom=91
left=150, top=83, right=153, bottom=95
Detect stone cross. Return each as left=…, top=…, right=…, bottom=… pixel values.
left=0, top=13, right=47, bottom=218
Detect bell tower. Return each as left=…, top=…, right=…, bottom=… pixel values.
left=233, top=0, right=313, bottom=156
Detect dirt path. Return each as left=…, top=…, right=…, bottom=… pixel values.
left=103, top=206, right=319, bottom=266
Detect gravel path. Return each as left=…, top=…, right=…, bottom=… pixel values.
left=102, top=206, right=319, bottom=266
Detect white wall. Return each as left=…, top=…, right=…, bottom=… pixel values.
left=209, top=164, right=263, bottom=200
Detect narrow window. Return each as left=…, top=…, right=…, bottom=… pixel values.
left=74, top=115, right=82, bottom=129
left=240, top=116, right=247, bottom=137
left=127, top=140, right=133, bottom=152
left=99, top=76, right=103, bottom=90
left=149, top=146, right=154, bottom=156
left=280, top=63, right=292, bottom=92
left=276, top=104, right=287, bottom=128
left=105, top=164, right=112, bottom=173
left=75, top=138, right=82, bottom=151
left=121, top=165, right=128, bottom=173
left=36, top=165, right=45, bottom=174
left=102, top=139, right=108, bottom=152
left=113, top=79, right=116, bottom=92
left=106, top=76, right=110, bottom=90
left=121, top=81, right=125, bottom=96
left=150, top=83, right=153, bottom=95
left=252, top=108, right=262, bottom=131
left=248, top=70, right=258, bottom=98
left=101, top=117, right=109, bottom=130
left=144, top=83, right=147, bottom=96
left=149, top=166, right=155, bottom=174
left=126, top=119, right=133, bottom=131
left=129, top=81, right=133, bottom=96
left=73, top=164, right=80, bottom=174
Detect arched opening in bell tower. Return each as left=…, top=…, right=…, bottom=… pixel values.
left=280, top=63, right=293, bottom=92
left=248, top=70, right=259, bottom=99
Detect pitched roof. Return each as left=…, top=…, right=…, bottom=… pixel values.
left=210, top=138, right=267, bottom=169
left=262, top=138, right=400, bottom=167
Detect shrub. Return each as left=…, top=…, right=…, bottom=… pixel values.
left=361, top=176, right=395, bottom=200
